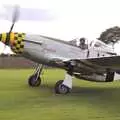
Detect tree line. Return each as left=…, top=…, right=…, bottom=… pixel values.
left=98, top=26, right=120, bottom=45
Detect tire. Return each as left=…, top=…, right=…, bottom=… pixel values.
left=28, top=75, right=41, bottom=87
left=54, top=80, right=70, bottom=94
left=106, top=71, right=114, bottom=82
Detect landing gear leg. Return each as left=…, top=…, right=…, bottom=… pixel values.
left=55, top=61, right=74, bottom=94
left=28, top=64, right=43, bottom=87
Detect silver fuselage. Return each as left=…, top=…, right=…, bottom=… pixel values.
left=22, top=34, right=116, bottom=74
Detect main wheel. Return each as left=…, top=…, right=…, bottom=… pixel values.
left=54, top=80, right=70, bottom=94
left=28, top=75, right=41, bottom=87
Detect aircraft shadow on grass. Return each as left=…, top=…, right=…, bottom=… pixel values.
left=27, top=82, right=120, bottom=116
left=36, top=82, right=120, bottom=96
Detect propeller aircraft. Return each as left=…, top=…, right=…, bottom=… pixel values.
left=0, top=5, right=120, bottom=94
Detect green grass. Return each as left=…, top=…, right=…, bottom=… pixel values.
left=0, top=69, right=120, bottom=120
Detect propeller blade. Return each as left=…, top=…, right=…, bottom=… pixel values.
left=1, top=5, right=55, bottom=22
left=9, top=23, right=15, bottom=33
left=12, top=5, right=20, bottom=23
left=2, top=5, right=20, bottom=46
left=9, top=5, right=20, bottom=33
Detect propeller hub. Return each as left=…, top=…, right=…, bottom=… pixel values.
left=0, top=32, right=25, bottom=54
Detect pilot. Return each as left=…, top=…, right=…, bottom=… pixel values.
left=79, top=37, right=88, bottom=50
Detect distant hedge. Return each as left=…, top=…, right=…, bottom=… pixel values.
left=0, top=56, right=35, bottom=68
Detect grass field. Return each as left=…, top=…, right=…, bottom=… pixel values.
left=0, top=69, right=120, bottom=120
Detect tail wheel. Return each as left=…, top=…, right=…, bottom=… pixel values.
left=55, top=80, right=70, bottom=94
left=28, top=75, right=41, bottom=87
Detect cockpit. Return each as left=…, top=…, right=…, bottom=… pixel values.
left=69, top=37, right=88, bottom=50
left=69, top=37, right=114, bottom=53
left=89, top=39, right=114, bottom=52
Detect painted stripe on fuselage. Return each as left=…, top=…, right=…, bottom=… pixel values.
left=24, top=39, right=42, bottom=45
left=1, top=33, right=7, bottom=43
left=10, top=32, right=15, bottom=45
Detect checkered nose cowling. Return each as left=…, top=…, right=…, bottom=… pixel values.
left=11, top=33, right=25, bottom=54
left=0, top=32, right=25, bottom=54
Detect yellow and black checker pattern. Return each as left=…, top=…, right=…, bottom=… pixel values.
left=11, top=33, right=25, bottom=54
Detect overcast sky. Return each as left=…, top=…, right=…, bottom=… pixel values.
left=0, top=0, right=120, bottom=53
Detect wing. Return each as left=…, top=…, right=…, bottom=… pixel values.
left=70, top=56, right=120, bottom=73
left=50, top=55, right=120, bottom=73
left=84, top=56, right=120, bottom=68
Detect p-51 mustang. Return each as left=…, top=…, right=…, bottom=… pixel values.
left=1, top=6, right=120, bottom=94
